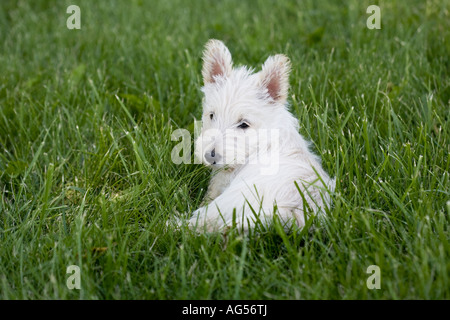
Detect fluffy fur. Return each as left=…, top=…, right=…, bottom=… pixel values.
left=183, top=39, right=335, bottom=233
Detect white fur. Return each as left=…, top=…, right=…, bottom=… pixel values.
left=183, top=40, right=335, bottom=233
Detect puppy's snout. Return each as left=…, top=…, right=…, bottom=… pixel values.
left=205, top=148, right=220, bottom=165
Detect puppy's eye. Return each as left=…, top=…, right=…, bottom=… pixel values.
left=238, top=122, right=250, bottom=129
left=209, top=113, right=214, bottom=120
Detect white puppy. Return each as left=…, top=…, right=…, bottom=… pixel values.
left=183, top=39, right=335, bottom=233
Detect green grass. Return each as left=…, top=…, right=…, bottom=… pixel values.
left=0, top=0, right=449, bottom=299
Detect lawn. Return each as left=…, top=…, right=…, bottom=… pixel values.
left=0, top=0, right=448, bottom=299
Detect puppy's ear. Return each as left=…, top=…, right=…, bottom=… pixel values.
left=202, top=39, right=233, bottom=85
left=259, top=54, right=291, bottom=104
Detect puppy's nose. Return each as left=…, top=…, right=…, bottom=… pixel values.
left=205, top=148, right=219, bottom=165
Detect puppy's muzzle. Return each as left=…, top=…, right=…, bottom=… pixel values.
left=204, top=148, right=221, bottom=165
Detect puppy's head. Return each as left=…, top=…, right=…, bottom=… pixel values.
left=195, top=40, right=291, bottom=169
